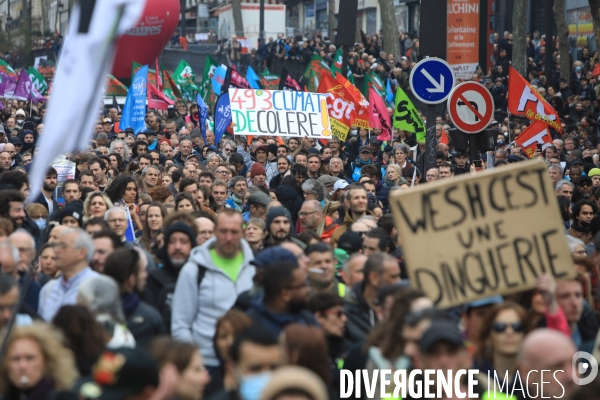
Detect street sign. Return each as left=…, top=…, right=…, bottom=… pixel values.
left=409, top=57, right=455, bottom=104
left=447, top=81, right=494, bottom=134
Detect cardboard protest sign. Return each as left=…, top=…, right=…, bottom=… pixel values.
left=228, top=88, right=332, bottom=138
left=389, top=159, right=575, bottom=308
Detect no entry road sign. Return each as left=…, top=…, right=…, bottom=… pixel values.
left=447, top=81, right=494, bottom=133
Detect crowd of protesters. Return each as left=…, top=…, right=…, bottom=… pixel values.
left=0, top=26, right=600, bottom=400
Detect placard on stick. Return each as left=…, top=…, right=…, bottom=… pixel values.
left=389, top=159, right=575, bottom=308
left=228, top=88, right=332, bottom=138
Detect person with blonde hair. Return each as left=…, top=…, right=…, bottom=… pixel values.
left=0, top=322, right=79, bottom=398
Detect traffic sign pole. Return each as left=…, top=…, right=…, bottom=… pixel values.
left=423, top=105, right=438, bottom=178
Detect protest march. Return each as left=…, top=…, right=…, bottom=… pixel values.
left=1, top=0, right=600, bottom=399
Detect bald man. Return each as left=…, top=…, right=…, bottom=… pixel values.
left=195, top=217, right=215, bottom=246
left=518, top=329, right=576, bottom=398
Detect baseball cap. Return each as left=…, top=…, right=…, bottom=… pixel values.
left=507, top=154, right=520, bottom=163
left=579, top=176, right=593, bottom=185
left=572, top=158, right=584, bottom=166
left=247, top=191, right=272, bottom=207
left=102, top=118, right=112, bottom=124
left=420, top=319, right=464, bottom=353
left=334, top=180, right=349, bottom=191
left=465, top=295, right=503, bottom=311
left=80, top=348, right=159, bottom=400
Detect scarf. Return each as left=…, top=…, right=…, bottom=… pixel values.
left=571, top=219, right=590, bottom=233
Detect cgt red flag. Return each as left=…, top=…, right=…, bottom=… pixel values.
left=515, top=120, right=553, bottom=158
left=147, top=82, right=174, bottom=110
left=508, top=66, right=562, bottom=133
left=368, top=88, right=392, bottom=141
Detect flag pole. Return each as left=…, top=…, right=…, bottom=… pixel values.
left=507, top=110, right=511, bottom=144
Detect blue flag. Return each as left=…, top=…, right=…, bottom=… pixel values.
left=124, top=207, right=136, bottom=242
left=386, top=78, right=394, bottom=106
left=196, top=93, right=209, bottom=142
left=246, top=66, right=260, bottom=89
left=120, top=65, right=148, bottom=135
left=211, top=66, right=226, bottom=95
left=214, top=92, right=231, bottom=145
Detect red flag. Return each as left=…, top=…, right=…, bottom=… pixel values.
left=336, top=74, right=370, bottom=129
left=317, top=73, right=355, bottom=141
left=515, top=120, right=553, bottom=158
left=508, top=66, right=562, bottom=133
left=155, top=59, right=162, bottom=91
left=147, top=82, right=174, bottom=110
left=368, top=88, right=392, bottom=141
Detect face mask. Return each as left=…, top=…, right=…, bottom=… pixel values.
left=576, top=66, right=582, bottom=72
left=239, top=372, right=272, bottom=400
left=34, top=219, right=46, bottom=230
left=579, top=220, right=591, bottom=229
left=16, top=119, right=24, bottom=127
left=351, top=129, right=358, bottom=136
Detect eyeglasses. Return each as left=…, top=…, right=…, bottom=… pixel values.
left=353, top=230, right=369, bottom=236
left=492, top=322, right=525, bottom=333
left=216, top=170, right=230, bottom=174
left=224, top=148, right=233, bottom=153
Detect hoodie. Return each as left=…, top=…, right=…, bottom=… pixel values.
left=171, top=236, right=255, bottom=366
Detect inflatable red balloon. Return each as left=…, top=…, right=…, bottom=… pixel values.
left=111, top=0, right=180, bottom=79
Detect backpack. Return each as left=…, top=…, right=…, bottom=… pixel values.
left=153, top=264, right=207, bottom=329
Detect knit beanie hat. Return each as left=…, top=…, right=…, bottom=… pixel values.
left=250, top=162, right=267, bottom=178
left=266, top=206, right=292, bottom=229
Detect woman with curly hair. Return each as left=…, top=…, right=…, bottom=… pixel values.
left=0, top=322, right=79, bottom=399
left=108, top=153, right=125, bottom=173
left=138, top=202, right=167, bottom=253
left=105, top=175, right=138, bottom=206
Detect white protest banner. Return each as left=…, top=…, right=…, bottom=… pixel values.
left=228, top=88, right=333, bottom=138
left=52, top=158, right=76, bottom=183
left=389, top=159, right=575, bottom=308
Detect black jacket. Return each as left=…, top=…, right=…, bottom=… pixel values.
left=143, top=262, right=180, bottom=333
left=344, top=282, right=377, bottom=346
left=125, top=299, right=166, bottom=347
left=245, top=301, right=318, bottom=338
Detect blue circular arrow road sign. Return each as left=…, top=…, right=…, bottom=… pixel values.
left=409, top=58, right=456, bottom=104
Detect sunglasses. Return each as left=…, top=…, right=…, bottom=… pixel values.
left=492, top=322, right=525, bottom=333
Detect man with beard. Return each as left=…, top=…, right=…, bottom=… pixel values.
left=33, top=167, right=59, bottom=215
left=330, top=185, right=370, bottom=246
left=246, top=260, right=317, bottom=337
left=568, top=199, right=595, bottom=244
left=0, top=190, right=39, bottom=239
left=269, top=156, right=291, bottom=189
left=104, top=248, right=165, bottom=347
left=144, top=222, right=197, bottom=333
left=576, top=176, right=595, bottom=203
left=264, top=206, right=305, bottom=248
left=226, top=176, right=247, bottom=212
left=453, top=151, right=471, bottom=175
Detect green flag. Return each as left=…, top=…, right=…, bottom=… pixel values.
left=173, top=60, right=198, bottom=102
left=27, top=67, right=48, bottom=95
left=347, top=69, right=355, bottom=85
left=393, top=87, right=426, bottom=143
left=363, top=70, right=386, bottom=100
left=302, top=54, right=331, bottom=82
left=259, top=69, right=280, bottom=90
left=0, top=60, right=17, bottom=79
left=330, top=48, right=343, bottom=75
left=201, top=56, right=218, bottom=101
left=306, top=69, right=320, bottom=92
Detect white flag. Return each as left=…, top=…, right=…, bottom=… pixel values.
left=27, top=0, right=146, bottom=202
